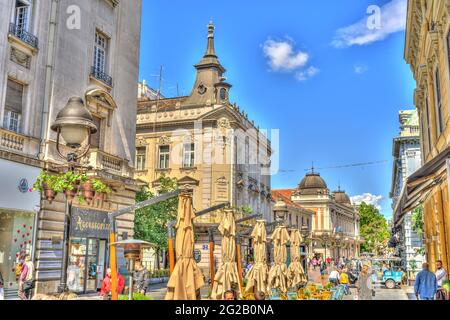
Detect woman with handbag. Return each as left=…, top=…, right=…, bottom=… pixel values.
left=18, top=255, right=34, bottom=300
left=355, top=265, right=374, bottom=300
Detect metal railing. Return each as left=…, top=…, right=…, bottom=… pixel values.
left=9, top=23, right=39, bottom=49
left=90, top=66, right=113, bottom=87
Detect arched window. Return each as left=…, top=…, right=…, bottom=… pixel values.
left=220, top=88, right=227, bottom=100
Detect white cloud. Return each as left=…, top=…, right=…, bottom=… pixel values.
left=263, top=39, right=309, bottom=71
left=332, top=0, right=407, bottom=48
left=351, top=193, right=383, bottom=210
left=354, top=64, right=369, bottom=74
left=295, top=66, right=320, bottom=81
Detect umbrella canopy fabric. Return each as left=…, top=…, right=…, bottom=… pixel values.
left=211, top=209, right=242, bottom=300
left=267, top=225, right=290, bottom=294
left=165, top=194, right=204, bottom=300
left=244, top=220, right=269, bottom=295
left=287, top=229, right=308, bottom=288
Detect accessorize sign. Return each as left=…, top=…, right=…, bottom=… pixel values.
left=70, top=208, right=110, bottom=239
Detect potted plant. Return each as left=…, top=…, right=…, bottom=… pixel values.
left=81, top=179, right=95, bottom=205
left=33, top=172, right=61, bottom=203
left=92, top=179, right=112, bottom=202
left=54, top=172, right=87, bottom=202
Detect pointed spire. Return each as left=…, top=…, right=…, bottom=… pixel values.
left=205, top=21, right=217, bottom=57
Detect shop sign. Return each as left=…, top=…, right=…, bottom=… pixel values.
left=193, top=249, right=202, bottom=263
left=70, top=208, right=110, bottom=239
left=18, top=178, right=29, bottom=194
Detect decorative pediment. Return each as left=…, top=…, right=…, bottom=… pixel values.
left=177, top=176, right=200, bottom=186
left=85, top=88, right=117, bottom=110
left=199, top=106, right=242, bottom=125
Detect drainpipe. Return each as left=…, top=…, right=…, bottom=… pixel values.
left=38, top=0, right=59, bottom=160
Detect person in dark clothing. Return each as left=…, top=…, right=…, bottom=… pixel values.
left=133, top=261, right=149, bottom=294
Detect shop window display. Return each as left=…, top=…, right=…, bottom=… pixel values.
left=0, top=210, right=35, bottom=291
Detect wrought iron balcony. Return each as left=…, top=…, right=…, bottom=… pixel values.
left=90, top=66, right=113, bottom=87
left=9, top=23, right=39, bottom=49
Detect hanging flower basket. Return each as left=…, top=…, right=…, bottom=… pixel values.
left=81, top=181, right=95, bottom=205
left=43, top=183, right=57, bottom=203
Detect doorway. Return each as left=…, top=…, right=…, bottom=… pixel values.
left=67, top=238, right=107, bottom=294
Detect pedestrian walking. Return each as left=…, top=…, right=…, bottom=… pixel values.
left=435, top=260, right=447, bottom=288
left=312, top=257, right=318, bottom=270
left=339, top=268, right=350, bottom=295
left=133, top=260, right=149, bottom=295
left=18, top=255, right=34, bottom=300
left=355, top=265, right=374, bottom=300
left=328, top=268, right=340, bottom=286
left=0, top=270, right=4, bottom=300
left=414, top=263, right=437, bottom=300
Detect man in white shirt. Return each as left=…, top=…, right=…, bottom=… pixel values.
left=435, top=260, right=447, bottom=288
left=329, top=269, right=340, bottom=286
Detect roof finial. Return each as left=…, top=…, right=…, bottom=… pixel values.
left=205, top=21, right=216, bottom=57
left=338, top=180, right=341, bottom=192
left=311, top=161, right=315, bottom=174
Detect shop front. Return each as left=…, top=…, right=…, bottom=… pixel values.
left=67, top=207, right=110, bottom=294
left=0, top=159, right=40, bottom=297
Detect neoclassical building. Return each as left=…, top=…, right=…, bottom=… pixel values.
left=135, top=23, right=272, bottom=278
left=280, top=172, right=362, bottom=259
left=396, top=0, right=450, bottom=272
left=0, top=0, right=142, bottom=297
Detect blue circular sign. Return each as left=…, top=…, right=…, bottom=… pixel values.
left=18, top=178, right=29, bottom=193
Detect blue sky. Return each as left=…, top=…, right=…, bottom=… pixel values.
left=138, top=0, right=416, bottom=219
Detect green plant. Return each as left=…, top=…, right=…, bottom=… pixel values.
left=33, top=171, right=59, bottom=192
left=92, top=179, right=112, bottom=194
left=118, top=293, right=152, bottom=300
left=53, top=171, right=87, bottom=192
left=411, top=207, right=424, bottom=237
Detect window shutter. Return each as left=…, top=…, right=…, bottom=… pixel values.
left=5, top=80, right=24, bottom=113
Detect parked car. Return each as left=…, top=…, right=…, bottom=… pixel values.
left=370, top=257, right=405, bottom=289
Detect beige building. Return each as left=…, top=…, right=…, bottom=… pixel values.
left=279, top=172, right=361, bottom=259
left=135, top=23, right=272, bottom=221
left=0, top=0, right=142, bottom=297
left=135, top=23, right=272, bottom=279
left=397, top=0, right=450, bottom=272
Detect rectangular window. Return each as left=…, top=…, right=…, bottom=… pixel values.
left=158, top=145, right=170, bottom=169
left=3, top=79, right=24, bottom=133
left=136, top=147, right=146, bottom=171
left=94, top=31, right=108, bottom=73
left=90, top=115, right=102, bottom=149
left=183, top=143, right=195, bottom=168
left=425, top=97, right=432, bottom=153
left=15, top=0, right=31, bottom=32
left=434, top=69, right=444, bottom=135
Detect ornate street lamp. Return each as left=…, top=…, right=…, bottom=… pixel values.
left=51, top=97, right=97, bottom=164
left=273, top=198, right=288, bottom=225
left=51, top=97, right=97, bottom=293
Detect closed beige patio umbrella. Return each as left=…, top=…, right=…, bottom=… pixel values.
left=244, top=220, right=269, bottom=295
left=287, top=229, right=308, bottom=288
left=268, top=225, right=290, bottom=294
left=165, top=192, right=204, bottom=300
left=211, top=209, right=242, bottom=300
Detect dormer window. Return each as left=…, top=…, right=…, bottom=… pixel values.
left=220, top=88, right=227, bottom=100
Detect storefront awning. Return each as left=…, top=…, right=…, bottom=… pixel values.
left=393, top=146, right=450, bottom=227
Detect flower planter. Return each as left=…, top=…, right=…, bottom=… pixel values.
left=43, top=184, right=57, bottom=203
left=81, top=181, right=95, bottom=205
left=96, top=193, right=105, bottom=202
left=65, top=187, right=78, bottom=202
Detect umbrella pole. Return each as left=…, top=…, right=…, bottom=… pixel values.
left=208, top=229, right=215, bottom=288
left=236, top=235, right=243, bottom=289
left=109, top=222, right=118, bottom=300
left=168, top=222, right=175, bottom=275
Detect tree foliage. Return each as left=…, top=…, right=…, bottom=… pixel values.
left=411, top=206, right=424, bottom=237
left=359, top=202, right=390, bottom=254
left=134, top=175, right=178, bottom=251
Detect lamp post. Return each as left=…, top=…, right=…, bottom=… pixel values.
left=273, top=198, right=288, bottom=225
left=301, top=223, right=310, bottom=270
left=51, top=97, right=97, bottom=293
left=321, top=231, right=330, bottom=263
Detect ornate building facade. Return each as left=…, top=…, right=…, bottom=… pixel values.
left=0, top=0, right=142, bottom=297
left=279, top=172, right=362, bottom=259
left=397, top=0, right=450, bottom=272
left=390, top=110, right=425, bottom=278
left=135, top=23, right=272, bottom=280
